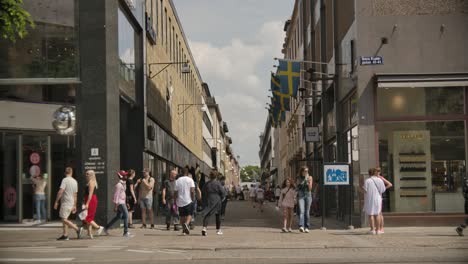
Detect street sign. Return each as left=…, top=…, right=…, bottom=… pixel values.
left=360, top=56, right=383, bottom=65
left=305, top=127, right=320, bottom=142
left=323, top=163, right=350, bottom=185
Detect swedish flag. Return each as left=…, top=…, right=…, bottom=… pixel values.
left=277, top=59, right=300, bottom=97
left=271, top=73, right=290, bottom=111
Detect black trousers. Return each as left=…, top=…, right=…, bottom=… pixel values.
left=203, top=213, right=221, bottom=230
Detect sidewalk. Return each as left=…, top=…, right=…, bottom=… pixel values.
left=0, top=200, right=467, bottom=263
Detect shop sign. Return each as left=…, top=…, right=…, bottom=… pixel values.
left=29, top=152, right=41, bottom=164
left=29, top=165, right=41, bottom=177
left=360, top=56, right=383, bottom=65
left=4, top=187, right=16, bottom=209
left=323, top=163, right=350, bottom=185
left=85, top=148, right=106, bottom=175
left=305, top=127, right=320, bottom=142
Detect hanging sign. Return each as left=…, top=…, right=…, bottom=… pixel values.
left=324, top=163, right=350, bottom=185
left=360, top=56, right=383, bottom=65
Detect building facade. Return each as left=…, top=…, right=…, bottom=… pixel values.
left=0, top=0, right=232, bottom=223
left=262, top=0, right=468, bottom=227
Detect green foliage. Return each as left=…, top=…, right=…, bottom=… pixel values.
left=0, top=0, right=35, bottom=42
left=240, top=165, right=261, bottom=182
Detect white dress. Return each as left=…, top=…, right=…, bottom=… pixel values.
left=363, top=176, right=386, bottom=215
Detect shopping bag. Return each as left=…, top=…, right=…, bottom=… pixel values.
left=78, top=209, right=88, bottom=220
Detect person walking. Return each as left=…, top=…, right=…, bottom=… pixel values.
left=279, top=178, right=297, bottom=232
left=456, top=176, right=468, bottom=236
left=376, top=167, right=393, bottom=233
left=275, top=185, right=281, bottom=206
left=126, top=169, right=137, bottom=228
left=220, top=176, right=229, bottom=220
left=296, top=166, right=313, bottom=233
left=174, top=167, right=196, bottom=235
left=31, top=174, right=47, bottom=224
left=249, top=184, right=257, bottom=208
left=162, top=169, right=180, bottom=231
left=361, top=168, right=386, bottom=235
left=256, top=184, right=265, bottom=212
left=54, top=167, right=80, bottom=241
left=201, top=170, right=226, bottom=236
left=136, top=168, right=155, bottom=229
left=103, top=171, right=131, bottom=237
left=78, top=170, right=104, bottom=239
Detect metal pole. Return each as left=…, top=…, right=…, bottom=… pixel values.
left=320, top=0, right=327, bottom=231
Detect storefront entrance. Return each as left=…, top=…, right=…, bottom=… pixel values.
left=0, top=132, right=76, bottom=222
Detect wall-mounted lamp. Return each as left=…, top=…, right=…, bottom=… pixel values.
left=177, top=104, right=207, bottom=115
left=148, top=60, right=190, bottom=79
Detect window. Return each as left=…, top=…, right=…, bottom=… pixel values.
left=0, top=0, right=79, bottom=79
left=377, top=86, right=465, bottom=119
left=160, top=0, right=163, bottom=40
left=172, top=26, right=175, bottom=61
left=169, top=18, right=172, bottom=56
left=0, top=84, right=76, bottom=104
left=118, top=8, right=136, bottom=100
left=165, top=8, right=168, bottom=49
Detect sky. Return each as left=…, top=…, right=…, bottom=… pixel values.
left=173, top=0, right=294, bottom=166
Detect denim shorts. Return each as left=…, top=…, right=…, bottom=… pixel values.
left=140, top=197, right=153, bottom=209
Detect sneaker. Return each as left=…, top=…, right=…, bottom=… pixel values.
left=77, top=227, right=83, bottom=239
left=89, top=234, right=94, bottom=239
left=216, top=230, right=223, bottom=235
left=166, top=224, right=171, bottom=231
left=174, top=225, right=180, bottom=231
left=288, top=228, right=293, bottom=233
left=299, top=227, right=304, bottom=233
left=97, top=226, right=104, bottom=236
left=305, top=228, right=310, bottom=233
left=456, top=227, right=464, bottom=236
left=182, top=223, right=190, bottom=235
left=150, top=224, right=155, bottom=229
left=57, top=235, right=69, bottom=241
left=140, top=224, right=147, bottom=229
left=202, top=228, right=207, bottom=236
left=123, top=232, right=133, bottom=238
left=377, top=230, right=384, bottom=235
left=368, top=230, right=376, bottom=235
left=281, top=228, right=287, bottom=233
left=103, top=228, right=109, bottom=236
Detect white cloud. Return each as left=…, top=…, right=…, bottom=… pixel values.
left=187, top=20, right=286, bottom=164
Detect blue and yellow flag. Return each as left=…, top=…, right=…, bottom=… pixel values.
left=271, top=73, right=290, bottom=111
left=277, top=59, right=300, bottom=97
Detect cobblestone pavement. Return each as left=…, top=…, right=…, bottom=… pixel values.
left=0, top=200, right=467, bottom=263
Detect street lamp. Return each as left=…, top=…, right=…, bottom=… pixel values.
left=177, top=104, right=208, bottom=115
left=148, top=60, right=190, bottom=79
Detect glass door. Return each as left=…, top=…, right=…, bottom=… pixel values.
left=21, top=135, right=50, bottom=221
left=0, top=133, right=19, bottom=221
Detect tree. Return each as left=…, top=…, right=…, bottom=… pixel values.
left=0, top=0, right=35, bottom=42
left=240, top=165, right=261, bottom=182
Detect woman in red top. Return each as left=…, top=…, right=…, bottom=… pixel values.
left=78, top=170, right=104, bottom=239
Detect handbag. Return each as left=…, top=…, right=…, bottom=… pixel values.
left=78, top=209, right=88, bottom=220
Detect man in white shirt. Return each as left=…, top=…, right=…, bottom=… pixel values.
left=54, top=167, right=79, bottom=240
left=174, top=167, right=195, bottom=235
left=249, top=184, right=257, bottom=208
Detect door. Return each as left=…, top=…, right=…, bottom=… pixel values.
left=0, top=133, right=20, bottom=221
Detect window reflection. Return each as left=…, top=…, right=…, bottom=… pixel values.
left=118, top=8, right=136, bottom=100
left=0, top=0, right=78, bottom=79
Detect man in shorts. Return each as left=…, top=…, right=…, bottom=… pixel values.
left=137, top=168, right=155, bottom=229
left=174, top=168, right=195, bottom=235
left=54, top=167, right=79, bottom=240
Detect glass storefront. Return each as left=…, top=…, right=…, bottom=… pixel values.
left=376, top=85, right=467, bottom=213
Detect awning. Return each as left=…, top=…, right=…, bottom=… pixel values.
left=375, top=73, right=468, bottom=88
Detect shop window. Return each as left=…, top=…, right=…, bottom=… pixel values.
left=377, top=87, right=465, bottom=118
left=377, top=121, right=466, bottom=212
